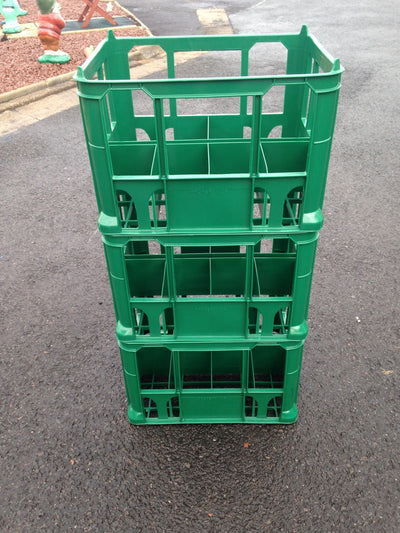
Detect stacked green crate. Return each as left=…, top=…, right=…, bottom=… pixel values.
left=75, top=27, right=343, bottom=424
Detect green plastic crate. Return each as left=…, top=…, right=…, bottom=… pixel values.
left=75, top=26, right=343, bottom=235
left=102, top=232, right=317, bottom=343
left=119, top=342, right=304, bottom=424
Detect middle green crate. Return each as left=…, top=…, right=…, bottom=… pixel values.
left=103, top=232, right=318, bottom=343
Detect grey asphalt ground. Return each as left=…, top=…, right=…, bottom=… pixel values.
left=1, top=1, right=400, bottom=531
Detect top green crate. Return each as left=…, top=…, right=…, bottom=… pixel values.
left=76, top=26, right=343, bottom=235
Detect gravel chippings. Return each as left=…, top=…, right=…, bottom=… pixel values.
left=1, top=0, right=149, bottom=94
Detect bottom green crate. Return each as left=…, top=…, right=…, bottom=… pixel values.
left=119, top=342, right=304, bottom=425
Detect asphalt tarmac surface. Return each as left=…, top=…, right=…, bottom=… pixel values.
left=1, top=1, right=400, bottom=531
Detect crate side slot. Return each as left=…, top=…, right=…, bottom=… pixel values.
left=248, top=345, right=285, bottom=389
left=174, top=253, right=247, bottom=298
left=110, top=143, right=158, bottom=176
left=208, top=114, right=252, bottom=139
left=180, top=350, right=243, bottom=389
left=253, top=255, right=295, bottom=297
left=167, top=143, right=209, bottom=175
left=137, top=348, right=175, bottom=390
left=211, top=256, right=246, bottom=296
left=208, top=141, right=251, bottom=175
left=166, top=115, right=208, bottom=140
left=125, top=256, right=167, bottom=298
left=174, top=256, right=211, bottom=297
left=260, top=139, right=309, bottom=173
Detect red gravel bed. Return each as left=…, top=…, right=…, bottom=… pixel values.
left=1, top=0, right=149, bottom=94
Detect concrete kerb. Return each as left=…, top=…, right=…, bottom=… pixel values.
left=0, top=44, right=163, bottom=113
left=0, top=2, right=156, bottom=113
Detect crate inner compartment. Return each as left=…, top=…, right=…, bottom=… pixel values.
left=136, top=346, right=286, bottom=391
left=125, top=242, right=296, bottom=299
left=110, top=136, right=309, bottom=178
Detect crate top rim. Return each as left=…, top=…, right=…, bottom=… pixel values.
left=100, top=230, right=320, bottom=247
left=75, top=25, right=344, bottom=86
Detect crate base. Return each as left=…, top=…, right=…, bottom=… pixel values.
left=127, top=404, right=298, bottom=425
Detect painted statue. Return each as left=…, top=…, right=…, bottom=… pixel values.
left=35, top=0, right=70, bottom=63
left=0, top=0, right=27, bottom=34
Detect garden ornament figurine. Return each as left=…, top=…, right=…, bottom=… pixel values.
left=0, top=0, right=27, bottom=34
left=36, top=0, right=70, bottom=63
